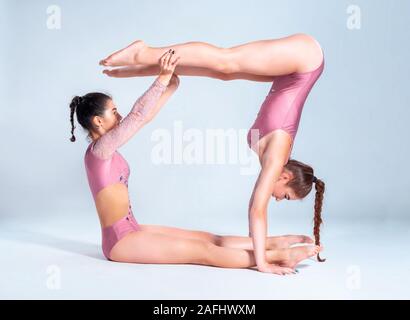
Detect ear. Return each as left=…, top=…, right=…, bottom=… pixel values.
left=91, top=115, right=103, bottom=127
left=282, top=170, right=293, bottom=182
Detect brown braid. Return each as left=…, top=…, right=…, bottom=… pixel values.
left=285, top=159, right=326, bottom=263
left=313, top=178, right=326, bottom=262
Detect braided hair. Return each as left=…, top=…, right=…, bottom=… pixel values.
left=284, top=159, right=326, bottom=262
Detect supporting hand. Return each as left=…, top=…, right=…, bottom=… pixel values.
left=158, top=50, right=180, bottom=86
left=258, top=263, right=297, bottom=275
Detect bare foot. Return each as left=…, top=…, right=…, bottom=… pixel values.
left=103, top=69, right=118, bottom=77
left=277, top=245, right=322, bottom=269
left=103, top=67, right=132, bottom=77
left=267, top=235, right=314, bottom=249
left=103, top=64, right=159, bottom=78
left=99, top=40, right=147, bottom=67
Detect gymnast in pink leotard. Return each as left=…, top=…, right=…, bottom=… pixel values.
left=83, top=78, right=166, bottom=260
left=69, top=50, right=178, bottom=261
left=247, top=51, right=325, bottom=158
left=80, top=79, right=167, bottom=260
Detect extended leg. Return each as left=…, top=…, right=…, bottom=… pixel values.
left=103, top=64, right=277, bottom=82
left=100, top=33, right=323, bottom=76
left=109, top=230, right=321, bottom=270
left=138, top=224, right=313, bottom=250
left=100, top=40, right=234, bottom=73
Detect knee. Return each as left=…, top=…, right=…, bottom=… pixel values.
left=202, top=232, right=222, bottom=244
left=197, top=231, right=221, bottom=244
left=196, top=241, right=216, bottom=265
left=219, top=48, right=237, bottom=74
left=295, top=32, right=313, bottom=41
left=295, top=33, right=320, bottom=48
left=213, top=234, right=223, bottom=245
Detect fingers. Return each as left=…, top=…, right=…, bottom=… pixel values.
left=165, top=50, right=173, bottom=66
left=160, top=50, right=173, bottom=68
left=159, top=49, right=180, bottom=74
left=166, top=50, right=180, bottom=68
left=168, top=52, right=180, bottom=70
left=260, top=264, right=297, bottom=276
left=160, top=49, right=174, bottom=66
left=160, top=51, right=169, bottom=68
left=159, top=49, right=172, bottom=61
left=278, top=267, right=295, bottom=275
left=171, top=56, right=180, bottom=66
left=279, top=267, right=297, bottom=275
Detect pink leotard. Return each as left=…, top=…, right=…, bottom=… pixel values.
left=84, top=79, right=167, bottom=260
left=247, top=51, right=325, bottom=159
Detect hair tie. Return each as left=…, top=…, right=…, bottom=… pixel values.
left=312, top=176, right=318, bottom=183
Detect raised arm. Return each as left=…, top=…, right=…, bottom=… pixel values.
left=144, top=74, right=180, bottom=123
left=93, top=50, right=179, bottom=160
left=248, top=134, right=295, bottom=275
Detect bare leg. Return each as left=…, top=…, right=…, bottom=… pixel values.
left=138, top=224, right=313, bottom=250
left=103, top=64, right=277, bottom=82
left=100, top=33, right=323, bottom=76
left=109, top=230, right=321, bottom=270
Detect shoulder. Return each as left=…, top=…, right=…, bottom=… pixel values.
left=261, top=131, right=292, bottom=166
left=85, top=142, right=114, bottom=162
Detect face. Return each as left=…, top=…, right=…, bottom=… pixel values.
left=92, top=99, right=122, bottom=135
left=271, top=169, right=299, bottom=201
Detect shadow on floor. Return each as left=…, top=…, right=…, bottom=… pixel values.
left=0, top=228, right=103, bottom=260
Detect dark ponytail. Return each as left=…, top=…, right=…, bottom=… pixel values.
left=68, top=92, right=111, bottom=142
left=69, top=96, right=83, bottom=142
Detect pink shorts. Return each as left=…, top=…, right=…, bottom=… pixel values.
left=101, top=208, right=141, bottom=260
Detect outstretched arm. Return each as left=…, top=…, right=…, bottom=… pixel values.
left=248, top=135, right=294, bottom=274
left=249, top=162, right=283, bottom=271
left=92, top=51, right=179, bottom=160
left=144, top=74, right=180, bottom=123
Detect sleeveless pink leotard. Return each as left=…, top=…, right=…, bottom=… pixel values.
left=247, top=51, right=325, bottom=160
left=84, top=79, right=167, bottom=260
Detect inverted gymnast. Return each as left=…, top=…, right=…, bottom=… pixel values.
left=98, top=33, right=326, bottom=274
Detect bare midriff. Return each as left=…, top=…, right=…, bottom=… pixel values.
left=94, top=184, right=131, bottom=228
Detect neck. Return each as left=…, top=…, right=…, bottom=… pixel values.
left=90, top=131, right=100, bottom=142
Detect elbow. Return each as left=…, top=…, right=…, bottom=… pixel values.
left=161, top=85, right=178, bottom=101
left=249, top=206, right=266, bottom=218
left=169, top=74, right=180, bottom=89
left=168, top=83, right=179, bottom=93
